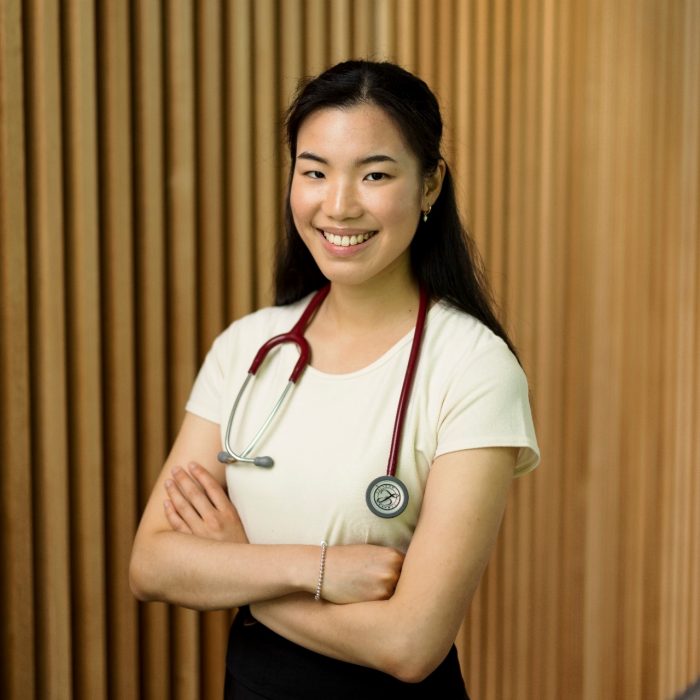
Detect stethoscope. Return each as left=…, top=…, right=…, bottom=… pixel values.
left=217, top=284, right=428, bottom=518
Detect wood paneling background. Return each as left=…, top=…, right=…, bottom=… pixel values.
left=1, top=1, right=698, bottom=698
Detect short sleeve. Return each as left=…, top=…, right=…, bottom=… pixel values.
left=435, top=343, right=540, bottom=477
left=185, top=332, right=228, bottom=424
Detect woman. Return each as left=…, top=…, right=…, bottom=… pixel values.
left=130, top=60, right=539, bottom=699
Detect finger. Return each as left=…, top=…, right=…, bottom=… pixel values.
left=163, top=499, right=192, bottom=534
left=188, top=463, right=234, bottom=511
left=164, top=477, right=206, bottom=530
left=171, top=466, right=217, bottom=518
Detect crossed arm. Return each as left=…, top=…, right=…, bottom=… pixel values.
left=129, top=412, right=516, bottom=682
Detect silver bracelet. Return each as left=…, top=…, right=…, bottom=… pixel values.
left=314, top=540, right=328, bottom=601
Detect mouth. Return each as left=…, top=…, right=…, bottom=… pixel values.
left=318, top=229, right=378, bottom=248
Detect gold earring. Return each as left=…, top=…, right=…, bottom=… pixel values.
left=422, top=204, right=432, bottom=223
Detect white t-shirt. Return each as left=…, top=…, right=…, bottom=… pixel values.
left=186, top=296, right=539, bottom=552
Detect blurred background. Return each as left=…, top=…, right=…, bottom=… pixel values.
left=1, top=1, right=698, bottom=698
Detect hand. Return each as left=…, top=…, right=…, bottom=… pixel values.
left=164, top=463, right=249, bottom=543
left=320, top=544, right=404, bottom=604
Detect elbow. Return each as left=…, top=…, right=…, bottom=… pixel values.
left=128, top=567, right=149, bottom=603
left=128, top=556, right=148, bottom=602
left=380, top=634, right=449, bottom=684
left=128, top=547, right=159, bottom=602
left=388, top=658, right=440, bottom=685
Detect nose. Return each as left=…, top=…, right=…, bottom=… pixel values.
left=322, top=178, right=362, bottom=220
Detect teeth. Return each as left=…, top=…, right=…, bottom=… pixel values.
left=322, top=231, right=375, bottom=247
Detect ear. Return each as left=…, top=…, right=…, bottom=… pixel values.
left=422, top=159, right=446, bottom=210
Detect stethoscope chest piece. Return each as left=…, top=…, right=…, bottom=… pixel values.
left=365, top=475, right=409, bottom=518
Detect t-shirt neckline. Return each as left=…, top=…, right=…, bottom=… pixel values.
left=301, top=301, right=446, bottom=381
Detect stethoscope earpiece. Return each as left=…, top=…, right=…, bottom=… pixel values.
left=253, top=456, right=274, bottom=468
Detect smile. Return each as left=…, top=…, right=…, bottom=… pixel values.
left=320, top=230, right=377, bottom=247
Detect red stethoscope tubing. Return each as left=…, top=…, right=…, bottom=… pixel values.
left=385, top=287, right=428, bottom=478
left=247, top=284, right=331, bottom=383
left=220, top=283, right=427, bottom=486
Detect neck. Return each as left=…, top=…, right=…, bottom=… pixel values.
left=321, top=275, right=420, bottom=334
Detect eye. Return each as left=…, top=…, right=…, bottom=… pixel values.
left=303, top=170, right=325, bottom=179
left=364, top=172, right=390, bottom=182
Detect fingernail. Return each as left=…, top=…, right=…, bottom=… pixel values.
left=171, top=466, right=182, bottom=476
left=164, top=479, right=173, bottom=488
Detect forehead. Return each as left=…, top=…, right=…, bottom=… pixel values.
left=296, top=104, right=414, bottom=162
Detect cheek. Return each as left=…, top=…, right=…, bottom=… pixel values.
left=372, top=185, right=422, bottom=227
left=289, top=178, right=315, bottom=223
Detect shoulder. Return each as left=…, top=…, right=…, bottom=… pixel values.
left=424, top=301, right=531, bottom=430
left=423, top=300, right=520, bottom=376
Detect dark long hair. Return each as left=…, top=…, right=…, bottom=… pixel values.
left=274, top=60, right=517, bottom=357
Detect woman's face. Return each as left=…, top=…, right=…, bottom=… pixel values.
left=290, top=103, right=428, bottom=291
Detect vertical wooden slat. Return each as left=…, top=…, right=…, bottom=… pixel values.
left=305, top=0, right=328, bottom=75
left=352, top=0, right=373, bottom=59
left=487, top=0, right=509, bottom=305
left=24, top=1, right=73, bottom=696
left=374, top=0, right=395, bottom=61
left=658, top=2, right=684, bottom=695
left=583, top=3, right=616, bottom=697
left=63, top=1, right=107, bottom=697
left=97, top=1, right=141, bottom=698
left=253, top=0, right=279, bottom=307
left=642, top=3, right=667, bottom=695
left=132, top=1, right=171, bottom=697
left=553, top=2, right=585, bottom=697
left=0, top=1, right=35, bottom=696
left=395, top=0, right=417, bottom=73
left=676, top=0, right=699, bottom=690
left=452, top=0, right=471, bottom=227
left=196, top=1, right=226, bottom=351
left=534, top=2, right=562, bottom=699
left=279, top=0, right=304, bottom=225
left=329, top=0, right=352, bottom=65
left=164, top=1, right=200, bottom=697
left=689, top=5, right=700, bottom=679
left=416, top=0, right=436, bottom=93
left=617, top=3, right=649, bottom=697
left=228, top=0, right=255, bottom=318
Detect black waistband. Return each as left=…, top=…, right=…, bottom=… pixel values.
left=225, top=606, right=469, bottom=700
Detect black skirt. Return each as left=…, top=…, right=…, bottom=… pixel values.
left=224, top=607, right=470, bottom=700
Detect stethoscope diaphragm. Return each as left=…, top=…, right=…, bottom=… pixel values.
left=365, top=475, right=409, bottom=518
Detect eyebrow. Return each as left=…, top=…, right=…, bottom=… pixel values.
left=297, top=151, right=398, bottom=166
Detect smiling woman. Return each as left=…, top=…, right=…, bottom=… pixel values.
left=129, top=60, right=539, bottom=699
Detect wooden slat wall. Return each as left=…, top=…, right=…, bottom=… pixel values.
left=1, top=1, right=698, bottom=698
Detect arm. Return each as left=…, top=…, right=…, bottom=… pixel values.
left=129, top=412, right=403, bottom=610
left=250, top=446, right=516, bottom=682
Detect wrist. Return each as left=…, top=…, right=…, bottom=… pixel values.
left=289, top=545, right=323, bottom=595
